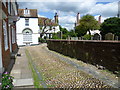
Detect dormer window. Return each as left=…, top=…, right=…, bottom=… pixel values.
left=24, top=8, right=30, bottom=16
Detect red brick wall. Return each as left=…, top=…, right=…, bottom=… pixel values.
left=2, top=1, right=18, bottom=70
left=47, top=40, right=120, bottom=72
left=12, top=43, right=18, bottom=52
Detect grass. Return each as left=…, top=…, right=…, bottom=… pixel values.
left=25, top=49, right=55, bottom=88
left=25, top=49, right=43, bottom=88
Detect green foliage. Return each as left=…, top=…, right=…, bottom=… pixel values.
left=52, top=33, right=60, bottom=39
left=83, top=34, right=93, bottom=40
left=75, top=23, right=88, bottom=37
left=38, top=37, right=46, bottom=43
left=100, top=17, right=120, bottom=38
left=59, top=25, right=69, bottom=39
left=1, top=72, right=14, bottom=89
left=69, top=29, right=77, bottom=37
left=75, top=14, right=100, bottom=37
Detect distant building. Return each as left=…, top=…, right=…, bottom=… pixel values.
left=0, top=0, right=19, bottom=73
left=38, top=13, right=60, bottom=39
left=16, top=8, right=39, bottom=46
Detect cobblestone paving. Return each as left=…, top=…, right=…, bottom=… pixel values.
left=26, top=44, right=113, bottom=88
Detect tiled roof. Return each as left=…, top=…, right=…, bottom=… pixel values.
left=18, top=9, right=38, bottom=17
left=38, top=17, right=57, bottom=26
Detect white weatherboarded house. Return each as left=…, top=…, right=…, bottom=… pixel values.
left=16, top=8, right=39, bottom=46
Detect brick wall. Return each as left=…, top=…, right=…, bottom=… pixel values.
left=12, top=43, right=18, bottom=52
left=47, top=40, right=120, bottom=72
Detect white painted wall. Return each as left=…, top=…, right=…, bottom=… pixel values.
left=16, top=17, right=39, bottom=46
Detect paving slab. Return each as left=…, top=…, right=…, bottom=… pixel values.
left=10, top=47, right=34, bottom=87
left=13, top=78, right=33, bottom=87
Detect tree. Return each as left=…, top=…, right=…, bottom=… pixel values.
left=75, top=14, right=100, bottom=37
left=100, top=17, right=120, bottom=39
left=59, top=25, right=69, bottom=39
left=69, top=29, right=77, bottom=37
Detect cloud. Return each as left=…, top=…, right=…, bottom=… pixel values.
left=18, top=0, right=119, bottom=30
left=38, top=14, right=46, bottom=18
left=89, top=1, right=118, bottom=17
left=59, top=15, right=76, bottom=30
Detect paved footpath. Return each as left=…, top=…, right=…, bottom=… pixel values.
left=10, top=47, right=34, bottom=88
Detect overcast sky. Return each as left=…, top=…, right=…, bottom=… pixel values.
left=18, top=0, right=119, bottom=30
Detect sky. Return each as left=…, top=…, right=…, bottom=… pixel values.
left=18, top=0, right=120, bottom=30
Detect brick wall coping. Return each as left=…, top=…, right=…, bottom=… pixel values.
left=47, top=39, right=120, bottom=43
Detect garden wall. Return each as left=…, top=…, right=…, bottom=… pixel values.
left=47, top=40, right=120, bottom=72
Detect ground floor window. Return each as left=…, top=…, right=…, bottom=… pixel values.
left=12, top=27, right=16, bottom=44
left=23, top=29, right=32, bottom=42
left=3, top=20, right=8, bottom=51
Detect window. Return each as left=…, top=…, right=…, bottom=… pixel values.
left=23, top=29, right=32, bottom=42
left=2, top=0, right=6, bottom=7
left=24, top=9, right=30, bottom=16
left=12, top=27, right=15, bottom=44
left=3, top=20, right=8, bottom=51
left=25, top=18, right=29, bottom=26
left=8, top=0, right=11, bottom=14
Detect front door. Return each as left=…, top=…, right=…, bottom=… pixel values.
left=23, top=29, right=32, bottom=45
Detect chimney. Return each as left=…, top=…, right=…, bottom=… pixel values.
left=98, top=15, right=101, bottom=24
left=75, top=21, right=77, bottom=27
left=54, top=13, right=58, bottom=24
left=77, top=13, right=80, bottom=24
left=118, top=1, right=120, bottom=18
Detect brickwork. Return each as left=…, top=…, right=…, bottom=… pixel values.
left=1, top=1, right=18, bottom=71
left=47, top=40, right=120, bottom=72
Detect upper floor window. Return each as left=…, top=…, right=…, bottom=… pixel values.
left=3, top=20, right=8, bottom=51
left=12, top=27, right=16, bottom=44
left=8, top=0, right=11, bottom=14
left=25, top=18, right=29, bottom=26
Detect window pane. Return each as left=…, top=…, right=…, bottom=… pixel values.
left=3, top=20, right=8, bottom=51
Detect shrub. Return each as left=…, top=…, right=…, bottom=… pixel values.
left=38, top=37, right=46, bottom=43
left=1, top=72, right=14, bottom=89
left=83, top=34, right=93, bottom=40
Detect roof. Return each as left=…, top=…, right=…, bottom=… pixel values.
left=18, top=9, right=38, bottom=17
left=38, top=17, right=57, bottom=26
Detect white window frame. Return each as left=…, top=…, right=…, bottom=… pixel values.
left=12, top=27, right=15, bottom=44
left=3, top=20, right=8, bottom=51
